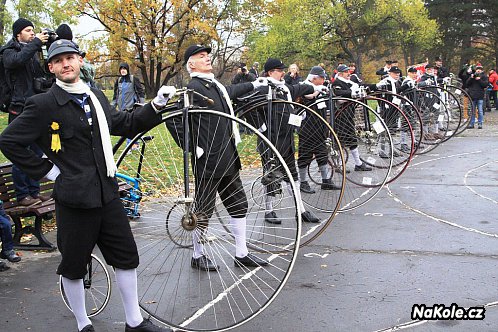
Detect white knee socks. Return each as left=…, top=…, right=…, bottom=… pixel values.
left=351, top=147, right=362, bottom=166
left=230, top=217, right=249, bottom=258
left=61, top=277, right=92, bottom=331
left=115, top=268, right=143, bottom=328
left=286, top=181, right=305, bottom=212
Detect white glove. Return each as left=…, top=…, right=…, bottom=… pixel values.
left=443, top=77, right=451, bottom=84
left=351, top=89, right=361, bottom=98
left=153, top=86, right=176, bottom=107
left=376, top=79, right=388, bottom=89
left=313, top=84, right=328, bottom=93
left=45, top=164, right=60, bottom=181
left=467, top=67, right=473, bottom=74
left=424, top=78, right=434, bottom=86
left=405, top=80, right=415, bottom=88
left=252, top=77, right=268, bottom=89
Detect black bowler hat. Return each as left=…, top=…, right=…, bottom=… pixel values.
left=264, top=58, right=287, bottom=72
left=385, top=60, right=393, bottom=65
left=435, top=56, right=442, bottom=62
left=407, top=67, right=417, bottom=73
left=309, top=66, right=327, bottom=77
left=388, top=66, right=401, bottom=73
left=47, top=39, right=80, bottom=62
left=425, top=63, right=434, bottom=69
left=184, top=44, right=211, bottom=64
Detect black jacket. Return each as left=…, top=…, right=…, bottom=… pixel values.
left=464, top=73, right=489, bottom=100
left=0, top=84, right=162, bottom=208
left=2, top=37, right=45, bottom=111
left=254, top=82, right=313, bottom=154
left=166, top=77, right=254, bottom=178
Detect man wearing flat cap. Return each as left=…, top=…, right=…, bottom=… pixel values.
left=171, top=44, right=268, bottom=272
left=0, top=18, right=50, bottom=207
left=0, top=39, right=175, bottom=332
left=375, top=66, right=413, bottom=156
left=255, top=57, right=322, bottom=225
left=297, top=66, right=342, bottom=194
left=417, top=64, right=447, bottom=139
left=375, top=60, right=392, bottom=78
left=332, top=64, right=376, bottom=170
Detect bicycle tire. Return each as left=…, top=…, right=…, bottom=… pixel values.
left=236, top=99, right=345, bottom=246
left=59, top=253, right=112, bottom=318
left=114, top=109, right=301, bottom=331
left=322, top=97, right=393, bottom=212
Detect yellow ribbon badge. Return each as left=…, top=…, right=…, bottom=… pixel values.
left=50, top=122, right=61, bottom=153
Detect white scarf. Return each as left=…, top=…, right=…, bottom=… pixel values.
left=266, top=77, right=293, bottom=103
left=56, top=79, right=117, bottom=177
left=337, top=75, right=360, bottom=92
left=190, top=72, right=241, bottom=145
left=386, top=76, right=398, bottom=94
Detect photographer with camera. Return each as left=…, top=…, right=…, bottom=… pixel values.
left=231, top=62, right=256, bottom=84
left=0, top=18, right=51, bottom=206
left=464, top=64, right=488, bottom=129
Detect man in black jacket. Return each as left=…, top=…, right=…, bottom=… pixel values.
left=256, top=58, right=321, bottom=225
left=297, top=66, right=342, bottom=193
left=464, top=65, right=488, bottom=129
left=1, top=18, right=50, bottom=206
left=332, top=64, right=375, bottom=171
left=178, top=44, right=268, bottom=272
left=0, top=39, right=172, bottom=332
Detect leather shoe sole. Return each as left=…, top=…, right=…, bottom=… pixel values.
left=234, top=253, right=269, bottom=267
left=191, top=256, right=219, bottom=271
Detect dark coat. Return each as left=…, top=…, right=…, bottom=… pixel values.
left=0, top=84, right=162, bottom=209
left=166, top=77, right=254, bottom=178
left=464, top=73, right=489, bottom=100
left=254, top=83, right=313, bottom=155
left=2, top=37, right=45, bottom=111
left=231, top=72, right=256, bottom=84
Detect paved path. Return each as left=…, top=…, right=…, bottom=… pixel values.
left=1, top=111, right=497, bottom=331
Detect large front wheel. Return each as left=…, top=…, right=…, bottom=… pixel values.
left=114, top=109, right=301, bottom=331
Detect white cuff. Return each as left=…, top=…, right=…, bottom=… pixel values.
left=45, top=164, right=61, bottom=181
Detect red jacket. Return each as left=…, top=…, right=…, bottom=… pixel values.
left=489, top=71, right=498, bottom=91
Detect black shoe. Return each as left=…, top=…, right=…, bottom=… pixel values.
left=191, top=255, right=219, bottom=271
left=478, top=124, right=483, bottom=129
left=0, top=261, right=9, bottom=272
left=379, top=150, right=389, bottom=159
left=234, top=253, right=269, bottom=267
left=300, top=181, right=315, bottom=194
left=125, top=318, right=172, bottom=332
left=354, top=163, right=372, bottom=171
left=321, top=178, right=341, bottom=190
left=264, top=211, right=281, bottom=224
left=400, top=144, right=411, bottom=153
left=0, top=250, right=21, bottom=263
left=301, top=211, right=320, bottom=223
left=467, top=125, right=474, bottom=129
left=80, top=325, right=95, bottom=332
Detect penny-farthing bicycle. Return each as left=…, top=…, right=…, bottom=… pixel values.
left=113, top=88, right=301, bottom=331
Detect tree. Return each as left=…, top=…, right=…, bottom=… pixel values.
left=247, top=0, right=437, bottom=80
left=67, top=0, right=264, bottom=97
left=425, top=0, right=498, bottom=70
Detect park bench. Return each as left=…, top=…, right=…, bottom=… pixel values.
left=0, top=162, right=56, bottom=251
left=0, top=162, right=133, bottom=251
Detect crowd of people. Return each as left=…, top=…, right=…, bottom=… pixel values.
left=0, top=16, right=495, bottom=332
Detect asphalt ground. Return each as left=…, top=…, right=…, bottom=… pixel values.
left=1, top=110, right=497, bottom=332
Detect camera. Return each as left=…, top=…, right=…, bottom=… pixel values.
left=42, top=28, right=58, bottom=45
